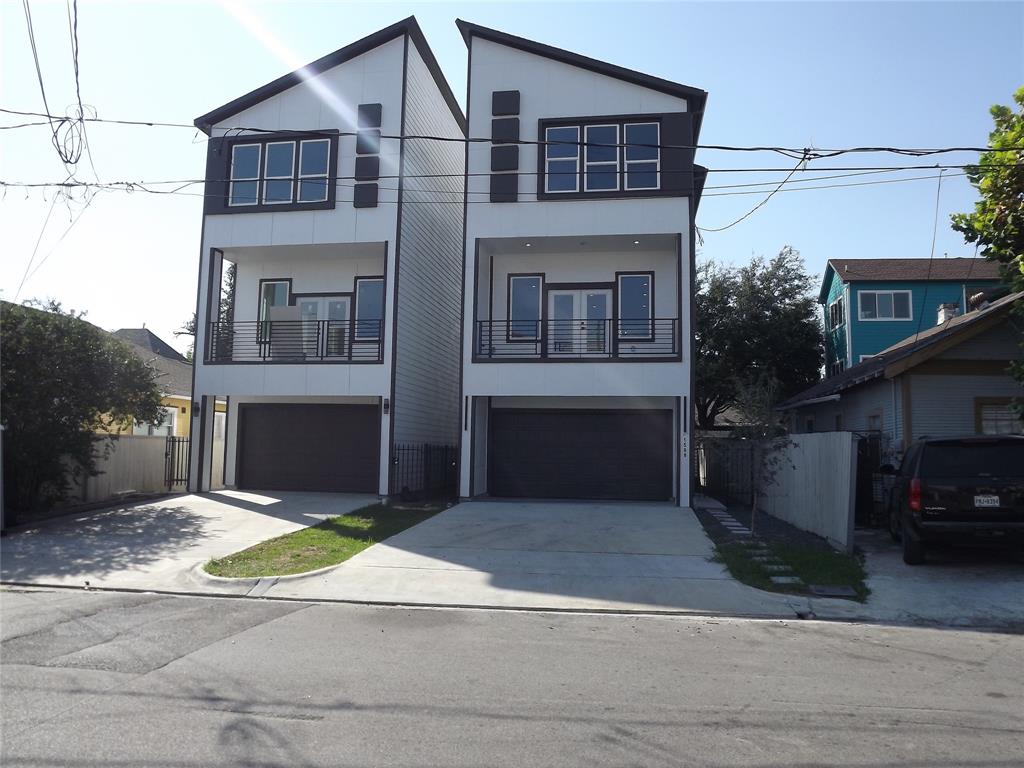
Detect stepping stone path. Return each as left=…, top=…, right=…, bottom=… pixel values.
left=705, top=506, right=805, bottom=589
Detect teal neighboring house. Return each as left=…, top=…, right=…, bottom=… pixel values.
left=820, top=257, right=1002, bottom=377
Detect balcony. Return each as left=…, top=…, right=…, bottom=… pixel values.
left=474, top=318, right=679, bottom=361
left=206, top=320, right=383, bottom=363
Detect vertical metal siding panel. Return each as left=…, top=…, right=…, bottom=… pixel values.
left=392, top=45, right=465, bottom=446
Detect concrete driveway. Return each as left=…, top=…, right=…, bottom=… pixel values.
left=266, top=500, right=809, bottom=616
left=0, top=491, right=376, bottom=593
left=813, top=529, right=1024, bottom=628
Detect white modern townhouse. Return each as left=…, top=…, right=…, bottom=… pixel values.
left=188, top=18, right=465, bottom=496
left=456, top=22, right=708, bottom=506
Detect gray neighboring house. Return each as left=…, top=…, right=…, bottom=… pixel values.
left=778, top=291, right=1023, bottom=459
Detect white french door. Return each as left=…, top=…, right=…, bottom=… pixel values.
left=547, top=288, right=612, bottom=356
left=298, top=297, right=350, bottom=357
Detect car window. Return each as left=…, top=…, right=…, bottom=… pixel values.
left=919, top=442, right=1024, bottom=478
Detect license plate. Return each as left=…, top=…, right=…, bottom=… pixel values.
left=974, top=495, right=1000, bottom=508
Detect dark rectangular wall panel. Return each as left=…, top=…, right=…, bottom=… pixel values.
left=354, top=155, right=380, bottom=181
left=353, top=183, right=379, bottom=208
left=356, top=129, right=382, bottom=155
left=491, top=90, right=521, bottom=116
left=491, top=145, right=519, bottom=172
left=491, top=117, right=520, bottom=144
left=660, top=113, right=696, bottom=194
left=357, top=102, right=383, bottom=128
left=490, top=173, right=518, bottom=203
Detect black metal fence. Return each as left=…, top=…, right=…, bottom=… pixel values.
left=475, top=318, right=679, bottom=360
left=390, top=443, right=457, bottom=500
left=206, top=320, right=383, bottom=363
left=165, top=436, right=190, bottom=490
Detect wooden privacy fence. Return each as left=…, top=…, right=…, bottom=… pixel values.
left=66, top=435, right=178, bottom=506
left=390, top=443, right=458, bottom=500
left=699, top=432, right=858, bottom=553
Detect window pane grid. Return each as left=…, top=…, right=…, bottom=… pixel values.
left=545, top=127, right=580, bottom=193
left=624, top=123, right=660, bottom=191
left=262, top=141, right=296, bottom=205
left=298, top=139, right=330, bottom=203
left=859, top=291, right=912, bottom=320
left=584, top=125, right=619, bottom=192
left=229, top=144, right=261, bottom=206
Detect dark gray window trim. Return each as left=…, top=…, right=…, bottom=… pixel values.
left=354, top=275, right=386, bottom=341
left=537, top=115, right=683, bottom=201
left=615, top=271, right=656, bottom=341
left=507, top=272, right=545, bottom=343
left=257, top=278, right=293, bottom=320
left=213, top=131, right=339, bottom=214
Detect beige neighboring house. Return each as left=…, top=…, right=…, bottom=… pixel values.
left=110, top=328, right=195, bottom=438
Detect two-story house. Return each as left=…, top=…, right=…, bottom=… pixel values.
left=188, top=18, right=465, bottom=496
left=821, top=257, right=1002, bottom=377
left=456, top=22, right=707, bottom=506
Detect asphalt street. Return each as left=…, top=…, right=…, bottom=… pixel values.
left=2, top=586, right=1022, bottom=768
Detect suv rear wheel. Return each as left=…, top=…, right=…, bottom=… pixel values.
left=902, top=520, right=926, bottom=565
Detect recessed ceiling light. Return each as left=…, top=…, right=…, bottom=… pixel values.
left=633, top=239, right=640, bottom=245
left=525, top=242, right=532, bottom=247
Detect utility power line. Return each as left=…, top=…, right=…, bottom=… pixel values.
left=2, top=107, right=1023, bottom=158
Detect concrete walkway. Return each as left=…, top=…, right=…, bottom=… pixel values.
left=0, top=491, right=376, bottom=593
left=264, top=500, right=813, bottom=617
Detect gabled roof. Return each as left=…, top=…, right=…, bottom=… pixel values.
left=455, top=20, right=708, bottom=140
left=194, top=17, right=465, bottom=135
left=113, top=328, right=187, bottom=363
left=779, top=291, right=1023, bottom=410
left=119, top=340, right=193, bottom=399
left=818, top=257, right=1001, bottom=303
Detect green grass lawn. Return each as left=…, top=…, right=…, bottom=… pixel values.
left=714, top=541, right=870, bottom=602
left=204, top=502, right=445, bottom=578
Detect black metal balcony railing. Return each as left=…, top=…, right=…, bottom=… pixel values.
left=206, top=320, right=383, bottom=363
left=475, top=318, right=680, bottom=360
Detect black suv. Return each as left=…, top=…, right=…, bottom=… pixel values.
left=885, top=435, right=1024, bottom=564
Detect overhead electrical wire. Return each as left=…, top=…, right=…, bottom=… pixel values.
left=2, top=107, right=1024, bottom=158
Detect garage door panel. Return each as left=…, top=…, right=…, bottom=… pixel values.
left=489, top=409, right=673, bottom=501
left=237, top=404, right=379, bottom=493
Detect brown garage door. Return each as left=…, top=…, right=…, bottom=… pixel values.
left=236, top=404, right=379, bottom=493
left=489, top=409, right=673, bottom=501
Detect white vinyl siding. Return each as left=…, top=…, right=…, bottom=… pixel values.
left=391, top=40, right=465, bottom=445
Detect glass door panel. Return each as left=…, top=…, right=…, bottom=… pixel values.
left=326, top=298, right=350, bottom=357
left=547, top=289, right=611, bottom=356
left=299, top=299, right=320, bottom=356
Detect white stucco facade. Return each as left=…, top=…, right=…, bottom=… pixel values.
left=457, top=26, right=705, bottom=506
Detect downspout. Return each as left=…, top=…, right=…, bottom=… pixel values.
left=891, top=377, right=899, bottom=451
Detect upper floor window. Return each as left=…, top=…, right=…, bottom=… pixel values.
left=227, top=135, right=334, bottom=210
left=541, top=119, right=661, bottom=197
left=508, top=275, right=543, bottom=340
left=859, top=290, right=911, bottom=321
left=828, top=359, right=846, bottom=377
left=617, top=273, right=653, bottom=339
left=828, top=296, right=845, bottom=330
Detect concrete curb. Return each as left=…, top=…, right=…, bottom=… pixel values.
left=189, top=560, right=347, bottom=593
left=10, top=580, right=1024, bottom=630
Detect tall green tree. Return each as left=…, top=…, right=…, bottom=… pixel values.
left=1, top=301, right=164, bottom=515
left=175, top=263, right=236, bottom=360
left=951, top=86, right=1024, bottom=293
left=950, top=87, right=1024, bottom=402
left=694, top=247, right=823, bottom=429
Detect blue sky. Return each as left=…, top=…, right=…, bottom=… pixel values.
left=1, top=1, right=1020, bottom=353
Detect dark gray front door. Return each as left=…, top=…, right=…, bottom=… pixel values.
left=236, top=404, right=379, bottom=493
left=489, top=409, right=673, bottom=501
